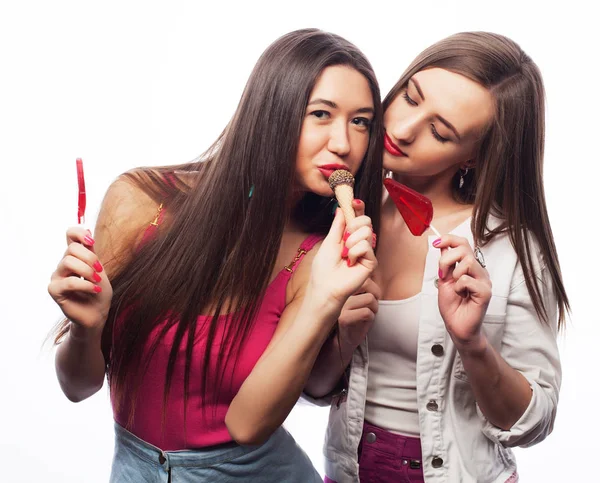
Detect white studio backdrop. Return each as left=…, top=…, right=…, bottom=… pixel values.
left=0, top=1, right=597, bottom=481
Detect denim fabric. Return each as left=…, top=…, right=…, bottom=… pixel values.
left=110, top=422, right=323, bottom=482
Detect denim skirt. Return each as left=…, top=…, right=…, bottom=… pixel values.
left=110, top=422, right=323, bottom=482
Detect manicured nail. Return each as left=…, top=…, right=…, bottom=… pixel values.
left=84, top=235, right=95, bottom=246
left=93, top=285, right=102, bottom=293
left=343, top=231, right=351, bottom=241
left=93, top=261, right=103, bottom=272
left=371, top=233, right=377, bottom=249
left=433, top=238, right=441, bottom=248
left=92, top=272, right=102, bottom=283
left=347, top=258, right=353, bottom=267
left=341, top=246, right=349, bottom=258
left=438, top=269, right=443, bottom=279
left=353, top=199, right=363, bottom=205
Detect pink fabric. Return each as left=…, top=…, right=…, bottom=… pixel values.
left=112, top=233, right=323, bottom=450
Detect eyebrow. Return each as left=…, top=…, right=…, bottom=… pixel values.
left=409, top=78, right=462, bottom=141
left=308, top=98, right=374, bottom=115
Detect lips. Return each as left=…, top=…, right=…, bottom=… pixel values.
left=318, top=164, right=349, bottom=179
left=384, top=133, right=406, bottom=157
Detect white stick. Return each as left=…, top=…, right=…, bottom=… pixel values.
left=429, top=223, right=441, bottom=238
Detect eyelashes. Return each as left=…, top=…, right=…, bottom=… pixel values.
left=401, top=91, right=450, bottom=143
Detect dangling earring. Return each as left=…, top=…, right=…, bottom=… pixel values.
left=459, top=168, right=469, bottom=189
left=248, top=185, right=255, bottom=198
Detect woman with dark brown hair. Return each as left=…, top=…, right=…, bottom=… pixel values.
left=48, top=28, right=383, bottom=482
left=307, top=32, right=569, bottom=482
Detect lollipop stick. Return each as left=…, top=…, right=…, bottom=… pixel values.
left=429, top=223, right=441, bottom=238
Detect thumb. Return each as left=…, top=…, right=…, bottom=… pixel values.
left=323, top=208, right=346, bottom=246
left=352, top=198, right=365, bottom=217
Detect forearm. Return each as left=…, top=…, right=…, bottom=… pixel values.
left=226, top=298, right=339, bottom=445
left=304, top=329, right=355, bottom=398
left=55, top=323, right=106, bottom=402
left=459, top=335, right=532, bottom=430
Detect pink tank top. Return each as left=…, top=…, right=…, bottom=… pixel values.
left=112, top=207, right=323, bottom=450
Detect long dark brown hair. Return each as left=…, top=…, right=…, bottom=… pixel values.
left=55, top=29, right=383, bottom=422
left=384, top=31, right=569, bottom=327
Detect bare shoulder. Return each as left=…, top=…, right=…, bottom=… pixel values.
left=94, top=175, right=160, bottom=277
left=287, top=238, right=323, bottom=301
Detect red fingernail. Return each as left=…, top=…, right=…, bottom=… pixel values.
left=371, top=233, right=377, bottom=249
left=93, top=285, right=102, bottom=293
left=84, top=235, right=95, bottom=246
left=353, top=199, right=363, bottom=205
left=343, top=232, right=350, bottom=241
left=341, top=246, right=349, bottom=258
left=93, top=261, right=103, bottom=272
left=433, top=238, right=441, bottom=247
left=347, top=258, right=353, bottom=267
left=438, top=269, right=443, bottom=279
left=92, top=272, right=101, bottom=283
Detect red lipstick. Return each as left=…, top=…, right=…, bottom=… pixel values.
left=384, top=133, right=406, bottom=157
left=318, top=164, right=349, bottom=179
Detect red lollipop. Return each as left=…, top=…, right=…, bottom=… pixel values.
left=383, top=178, right=440, bottom=237
left=76, top=158, right=86, bottom=224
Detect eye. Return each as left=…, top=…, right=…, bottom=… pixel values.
left=402, top=91, right=417, bottom=107
left=351, top=117, right=372, bottom=128
left=310, top=110, right=330, bottom=119
left=430, top=124, right=450, bottom=143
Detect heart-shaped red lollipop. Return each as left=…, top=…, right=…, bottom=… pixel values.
left=383, top=178, right=434, bottom=236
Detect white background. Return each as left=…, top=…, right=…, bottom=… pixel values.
left=1, top=1, right=597, bottom=481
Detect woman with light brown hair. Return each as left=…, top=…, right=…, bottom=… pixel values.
left=48, top=28, right=383, bottom=482
left=306, top=31, right=569, bottom=482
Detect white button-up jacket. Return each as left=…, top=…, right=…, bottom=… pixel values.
left=319, top=218, right=561, bottom=483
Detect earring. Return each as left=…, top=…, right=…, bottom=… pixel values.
left=248, top=185, right=255, bottom=198
left=459, top=168, right=469, bottom=189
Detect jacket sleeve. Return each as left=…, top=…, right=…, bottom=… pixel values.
left=478, top=261, right=562, bottom=448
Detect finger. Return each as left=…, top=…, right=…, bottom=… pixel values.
left=48, top=277, right=102, bottom=298
left=345, top=214, right=372, bottom=236
left=452, top=255, right=489, bottom=282
left=347, top=240, right=376, bottom=268
left=453, top=274, right=492, bottom=302
left=62, top=242, right=103, bottom=273
left=352, top=199, right=365, bottom=218
left=432, top=234, right=471, bottom=250
left=66, top=226, right=96, bottom=251
left=359, top=278, right=382, bottom=299
left=438, top=245, right=471, bottom=279
left=55, top=255, right=102, bottom=284
left=346, top=225, right=373, bottom=250
left=343, top=291, right=378, bottom=313
left=323, top=208, right=346, bottom=248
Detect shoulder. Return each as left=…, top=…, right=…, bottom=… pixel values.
left=94, top=173, right=161, bottom=277
left=288, top=236, right=324, bottom=301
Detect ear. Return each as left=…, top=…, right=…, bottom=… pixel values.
left=462, top=159, right=476, bottom=170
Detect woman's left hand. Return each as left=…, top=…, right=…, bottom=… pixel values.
left=435, top=235, right=492, bottom=349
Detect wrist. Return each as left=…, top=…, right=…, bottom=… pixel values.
left=303, top=284, right=344, bottom=321
left=69, top=322, right=104, bottom=344
left=453, top=332, right=489, bottom=359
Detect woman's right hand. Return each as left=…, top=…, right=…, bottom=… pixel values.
left=48, top=227, right=113, bottom=333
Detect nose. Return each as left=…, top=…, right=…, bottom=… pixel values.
left=388, top=111, right=420, bottom=145
left=327, top=120, right=351, bottom=157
